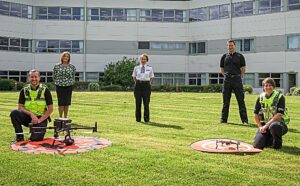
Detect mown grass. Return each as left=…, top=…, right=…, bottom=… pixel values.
left=0, top=92, right=299, bottom=186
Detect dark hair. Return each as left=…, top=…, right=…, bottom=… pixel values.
left=227, top=39, right=236, bottom=45
left=262, top=77, right=276, bottom=88
left=140, top=53, right=149, bottom=62
left=60, top=51, right=71, bottom=64
left=28, top=69, right=40, bottom=76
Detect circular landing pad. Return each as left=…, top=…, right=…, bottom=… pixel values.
left=11, top=137, right=112, bottom=154
left=191, top=138, right=262, bottom=154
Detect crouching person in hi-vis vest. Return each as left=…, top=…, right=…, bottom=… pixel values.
left=253, top=77, right=290, bottom=149
left=10, top=69, right=53, bottom=142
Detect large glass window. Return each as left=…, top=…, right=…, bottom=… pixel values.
left=288, top=0, right=300, bottom=10
left=189, top=73, right=205, bottom=85
left=152, top=9, right=163, bottom=22
left=112, top=8, right=125, bottom=21
left=287, top=35, right=300, bottom=49
left=0, top=1, right=9, bottom=16
left=100, top=8, right=112, bottom=21
left=233, top=1, right=254, bottom=17
left=89, top=8, right=99, bottom=20
left=209, top=73, right=224, bottom=85
left=259, top=0, right=282, bottom=14
left=126, top=9, right=136, bottom=21
left=209, top=6, right=219, bottom=20
left=9, top=38, right=20, bottom=51
left=189, top=7, right=208, bottom=22
left=189, top=42, right=206, bottom=54
left=259, top=73, right=283, bottom=87
left=163, top=9, right=175, bottom=22
left=243, top=73, right=255, bottom=87
left=235, top=38, right=254, bottom=52
left=151, top=42, right=186, bottom=50
left=10, top=3, right=22, bottom=17
left=36, top=40, right=84, bottom=53
left=138, top=41, right=150, bottom=49
left=36, top=7, right=83, bottom=20
left=0, top=36, right=9, bottom=50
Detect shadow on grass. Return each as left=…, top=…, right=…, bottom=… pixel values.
left=142, top=122, right=184, bottom=130
left=279, top=146, right=300, bottom=156
left=288, top=128, right=300, bottom=134
left=226, top=122, right=257, bottom=128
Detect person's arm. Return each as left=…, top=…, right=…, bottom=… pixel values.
left=240, top=54, right=246, bottom=77
left=254, top=98, right=265, bottom=133
left=150, top=67, right=155, bottom=84
left=53, top=64, right=59, bottom=82
left=220, top=68, right=225, bottom=76
left=18, top=104, right=39, bottom=124
left=72, top=65, right=76, bottom=84
left=220, top=54, right=225, bottom=76
left=38, top=104, right=53, bottom=123
left=132, top=67, right=137, bottom=83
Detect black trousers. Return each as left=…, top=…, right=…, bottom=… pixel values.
left=221, top=76, right=248, bottom=123
left=10, top=110, right=48, bottom=141
left=134, top=81, right=151, bottom=122
left=253, top=121, right=288, bottom=149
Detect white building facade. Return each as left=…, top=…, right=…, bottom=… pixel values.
left=0, top=0, right=300, bottom=92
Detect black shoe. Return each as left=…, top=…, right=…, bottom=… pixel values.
left=16, top=137, right=24, bottom=142
left=242, top=121, right=248, bottom=125
left=136, top=119, right=141, bottom=122
left=219, top=120, right=227, bottom=124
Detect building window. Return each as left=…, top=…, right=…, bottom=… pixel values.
left=140, top=9, right=152, bottom=21
left=288, top=0, right=300, bottom=10
left=258, top=0, right=282, bottom=14
left=126, top=9, right=137, bottom=21
left=152, top=73, right=185, bottom=85
left=0, top=36, right=31, bottom=52
left=287, top=35, right=300, bottom=50
left=189, top=7, right=208, bottom=22
left=36, top=7, right=84, bottom=20
left=233, top=1, right=254, bottom=17
left=243, top=73, right=255, bottom=87
left=189, top=73, right=205, bottom=85
left=138, top=41, right=150, bottom=49
left=235, top=38, right=254, bottom=52
left=209, top=4, right=229, bottom=20
left=209, top=73, right=224, bottom=85
left=0, top=1, right=32, bottom=18
left=259, top=73, right=283, bottom=87
left=36, top=40, right=84, bottom=53
left=151, top=42, right=186, bottom=50
left=189, top=42, right=206, bottom=54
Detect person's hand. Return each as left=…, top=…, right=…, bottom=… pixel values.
left=31, top=114, right=39, bottom=124
left=259, top=126, right=267, bottom=133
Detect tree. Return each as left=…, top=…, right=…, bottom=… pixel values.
left=103, top=57, right=138, bottom=88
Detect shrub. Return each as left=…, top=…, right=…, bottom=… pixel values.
left=0, top=79, right=14, bottom=90
left=45, top=82, right=56, bottom=91
left=88, top=83, right=100, bottom=91
left=201, top=84, right=222, bottom=93
left=290, top=87, right=298, bottom=94
left=243, top=85, right=253, bottom=94
left=17, top=82, right=26, bottom=90
left=292, top=88, right=300, bottom=96
left=101, top=85, right=122, bottom=91
left=73, top=82, right=89, bottom=91
left=276, top=88, right=284, bottom=94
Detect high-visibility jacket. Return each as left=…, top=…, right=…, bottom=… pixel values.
left=259, top=90, right=290, bottom=125
left=24, top=84, right=47, bottom=116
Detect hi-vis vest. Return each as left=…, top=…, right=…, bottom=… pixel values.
left=24, top=84, right=47, bottom=116
left=259, top=90, right=290, bottom=125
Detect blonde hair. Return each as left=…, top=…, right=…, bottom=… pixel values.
left=60, top=51, right=71, bottom=64
left=140, top=53, right=149, bottom=62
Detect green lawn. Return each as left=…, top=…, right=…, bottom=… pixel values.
left=0, top=92, right=299, bottom=186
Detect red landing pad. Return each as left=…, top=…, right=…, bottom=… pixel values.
left=11, top=137, right=112, bottom=154
left=191, top=138, right=262, bottom=154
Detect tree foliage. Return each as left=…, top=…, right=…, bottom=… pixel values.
left=103, top=57, right=138, bottom=88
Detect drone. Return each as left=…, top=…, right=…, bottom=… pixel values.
left=215, top=139, right=240, bottom=150
left=21, top=118, right=98, bottom=146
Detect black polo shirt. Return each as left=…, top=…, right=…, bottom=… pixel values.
left=220, top=52, right=246, bottom=75
left=254, top=92, right=285, bottom=115
left=18, top=84, right=53, bottom=105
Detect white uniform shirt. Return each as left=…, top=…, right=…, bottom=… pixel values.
left=132, top=64, right=154, bottom=81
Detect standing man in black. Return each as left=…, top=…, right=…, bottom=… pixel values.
left=220, top=40, right=248, bottom=125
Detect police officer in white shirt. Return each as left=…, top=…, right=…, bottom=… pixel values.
left=132, top=53, right=154, bottom=123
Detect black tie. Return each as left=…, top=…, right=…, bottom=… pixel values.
left=141, top=66, right=145, bottom=73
